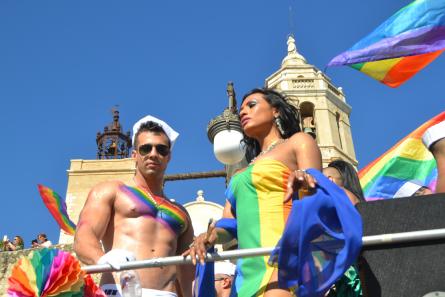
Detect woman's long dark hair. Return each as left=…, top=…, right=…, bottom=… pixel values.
left=327, top=160, right=365, bottom=202
left=241, top=88, right=301, bottom=163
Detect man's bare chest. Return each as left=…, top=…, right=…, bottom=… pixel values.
left=115, top=184, right=188, bottom=235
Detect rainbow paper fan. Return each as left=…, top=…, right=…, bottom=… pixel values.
left=7, top=248, right=105, bottom=297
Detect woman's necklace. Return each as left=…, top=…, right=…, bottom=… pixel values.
left=250, top=139, right=285, bottom=164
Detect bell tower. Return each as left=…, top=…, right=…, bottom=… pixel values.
left=265, top=35, right=357, bottom=166
left=96, top=108, right=132, bottom=159
left=59, top=109, right=136, bottom=244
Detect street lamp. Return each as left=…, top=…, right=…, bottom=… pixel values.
left=207, top=82, right=245, bottom=165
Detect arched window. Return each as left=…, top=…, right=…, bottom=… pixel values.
left=336, top=112, right=343, bottom=149
left=300, top=101, right=316, bottom=139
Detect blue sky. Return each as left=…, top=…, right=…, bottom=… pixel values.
left=1, top=0, right=443, bottom=247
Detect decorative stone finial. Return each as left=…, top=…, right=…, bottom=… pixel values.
left=196, top=190, right=205, bottom=202
left=282, top=35, right=307, bottom=66
left=287, top=35, right=297, bottom=54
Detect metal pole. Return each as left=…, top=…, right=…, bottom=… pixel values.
left=362, top=227, right=445, bottom=247
left=82, top=228, right=445, bottom=274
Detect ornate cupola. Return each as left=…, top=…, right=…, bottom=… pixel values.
left=96, top=108, right=132, bottom=159
left=266, top=35, right=357, bottom=166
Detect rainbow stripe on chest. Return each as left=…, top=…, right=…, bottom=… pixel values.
left=120, top=185, right=187, bottom=235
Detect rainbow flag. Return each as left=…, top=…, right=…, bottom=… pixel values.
left=359, top=112, right=445, bottom=200
left=328, top=0, right=445, bottom=87
left=37, top=184, right=76, bottom=235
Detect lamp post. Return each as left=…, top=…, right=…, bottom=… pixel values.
left=207, top=82, right=247, bottom=180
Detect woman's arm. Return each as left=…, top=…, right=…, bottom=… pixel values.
left=184, top=200, right=236, bottom=265
left=284, top=133, right=322, bottom=201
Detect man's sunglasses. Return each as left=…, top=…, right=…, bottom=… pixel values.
left=138, top=143, right=170, bottom=157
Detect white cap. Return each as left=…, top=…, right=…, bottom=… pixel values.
left=393, top=180, right=423, bottom=198
left=132, top=115, right=179, bottom=148
left=422, top=121, right=445, bottom=150
left=214, top=261, right=236, bottom=276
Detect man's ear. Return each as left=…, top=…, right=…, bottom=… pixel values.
left=131, top=149, right=137, bottom=158
left=222, top=277, right=232, bottom=289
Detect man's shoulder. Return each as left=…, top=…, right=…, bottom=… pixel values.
left=87, top=180, right=126, bottom=200
left=91, top=180, right=125, bottom=191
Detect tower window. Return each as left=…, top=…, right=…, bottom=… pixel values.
left=336, top=112, right=343, bottom=149
left=300, top=102, right=316, bottom=139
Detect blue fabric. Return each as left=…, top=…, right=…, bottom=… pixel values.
left=225, top=179, right=237, bottom=216
left=193, top=247, right=216, bottom=297
left=215, top=218, right=238, bottom=238
left=269, top=168, right=363, bottom=297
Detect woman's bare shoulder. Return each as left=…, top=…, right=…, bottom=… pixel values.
left=288, top=132, right=317, bottom=147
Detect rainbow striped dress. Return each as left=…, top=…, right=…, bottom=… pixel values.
left=226, top=158, right=292, bottom=297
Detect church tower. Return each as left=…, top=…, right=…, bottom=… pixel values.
left=265, top=36, right=357, bottom=166
left=59, top=111, right=136, bottom=244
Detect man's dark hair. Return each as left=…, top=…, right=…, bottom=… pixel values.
left=133, top=121, right=170, bottom=148
left=38, top=233, right=47, bottom=240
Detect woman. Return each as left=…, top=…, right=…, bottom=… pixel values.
left=188, top=88, right=321, bottom=297
left=4, top=235, right=24, bottom=251
left=323, top=160, right=364, bottom=297
left=323, top=159, right=365, bottom=205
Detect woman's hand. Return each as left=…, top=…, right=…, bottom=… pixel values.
left=182, top=220, right=217, bottom=265
left=284, top=169, right=317, bottom=203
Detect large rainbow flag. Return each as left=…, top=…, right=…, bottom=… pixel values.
left=38, top=184, right=76, bottom=235
left=328, top=0, right=445, bottom=87
left=359, top=111, right=445, bottom=200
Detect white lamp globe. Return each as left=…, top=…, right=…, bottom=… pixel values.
left=213, top=129, right=245, bottom=165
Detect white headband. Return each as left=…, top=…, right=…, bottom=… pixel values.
left=214, top=261, right=236, bottom=276
left=393, top=180, right=423, bottom=198
left=132, top=115, right=179, bottom=148
left=422, top=120, right=445, bottom=150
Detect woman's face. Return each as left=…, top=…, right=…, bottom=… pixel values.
left=323, top=167, right=343, bottom=187
left=239, top=93, right=277, bottom=137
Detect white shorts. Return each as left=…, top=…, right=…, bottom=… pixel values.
left=101, top=284, right=178, bottom=297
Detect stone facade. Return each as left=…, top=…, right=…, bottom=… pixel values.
left=265, top=35, right=357, bottom=167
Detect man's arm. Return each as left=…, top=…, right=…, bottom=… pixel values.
left=176, top=211, right=195, bottom=297
left=432, top=138, right=445, bottom=193
left=73, top=181, right=116, bottom=265
left=422, top=120, right=445, bottom=193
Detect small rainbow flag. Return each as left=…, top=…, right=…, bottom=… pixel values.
left=328, top=0, right=445, bottom=87
left=359, top=111, right=445, bottom=200
left=37, top=184, right=76, bottom=235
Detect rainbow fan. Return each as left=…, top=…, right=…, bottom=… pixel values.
left=7, top=248, right=105, bottom=297
left=37, top=184, right=76, bottom=235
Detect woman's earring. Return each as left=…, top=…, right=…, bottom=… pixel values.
left=275, top=116, right=285, bottom=136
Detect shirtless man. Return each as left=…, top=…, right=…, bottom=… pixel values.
left=74, top=115, right=194, bottom=297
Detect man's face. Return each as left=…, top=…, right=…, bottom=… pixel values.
left=132, top=131, right=171, bottom=178
left=214, top=274, right=232, bottom=297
